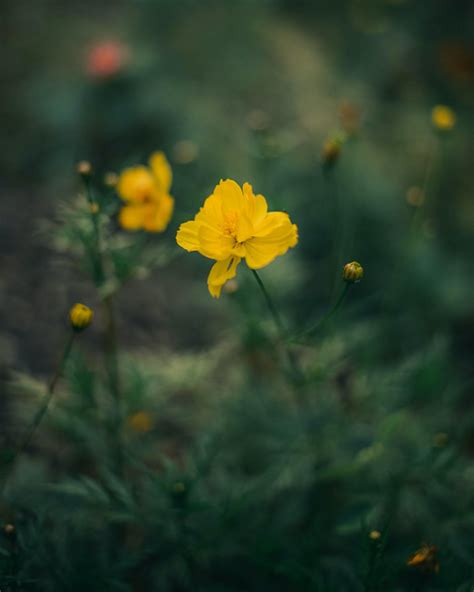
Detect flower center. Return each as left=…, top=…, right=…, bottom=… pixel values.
left=222, top=211, right=239, bottom=237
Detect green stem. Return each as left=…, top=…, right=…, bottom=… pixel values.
left=83, top=175, right=105, bottom=286
left=251, top=269, right=304, bottom=388
left=81, top=173, right=123, bottom=474
left=251, top=269, right=285, bottom=335
left=1, top=331, right=76, bottom=493
left=296, top=282, right=351, bottom=342
left=103, top=293, right=123, bottom=474
left=324, top=170, right=342, bottom=301
left=411, top=134, right=440, bottom=235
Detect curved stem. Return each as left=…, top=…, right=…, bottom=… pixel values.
left=251, top=269, right=304, bottom=388
left=1, top=331, right=76, bottom=493
left=251, top=269, right=285, bottom=335
left=81, top=174, right=123, bottom=474
left=295, top=282, right=351, bottom=342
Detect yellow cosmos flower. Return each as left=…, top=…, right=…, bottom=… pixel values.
left=117, top=151, right=174, bottom=232
left=176, top=179, right=298, bottom=298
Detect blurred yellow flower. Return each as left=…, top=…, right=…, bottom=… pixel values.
left=127, top=411, right=153, bottom=433
left=431, top=105, right=456, bottom=131
left=176, top=180, right=298, bottom=298
left=117, top=152, right=174, bottom=233
left=369, top=530, right=381, bottom=540
left=407, top=544, right=440, bottom=574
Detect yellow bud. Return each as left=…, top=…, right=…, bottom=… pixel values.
left=76, top=161, right=92, bottom=176
left=104, top=171, right=118, bottom=187
left=127, top=411, right=153, bottom=433
left=322, top=136, right=343, bottom=166
left=69, top=303, right=93, bottom=332
left=431, top=105, right=456, bottom=131
left=343, top=261, right=364, bottom=283
left=90, top=202, right=99, bottom=214
left=369, top=530, right=381, bottom=540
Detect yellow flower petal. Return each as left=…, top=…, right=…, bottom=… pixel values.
left=149, top=151, right=172, bottom=193
left=236, top=212, right=254, bottom=243
left=176, top=220, right=201, bottom=252
left=119, top=204, right=146, bottom=230
left=198, top=224, right=234, bottom=260
left=243, top=182, right=267, bottom=225
left=142, top=194, right=174, bottom=232
left=196, top=193, right=225, bottom=228
left=245, top=215, right=298, bottom=269
left=215, top=179, right=245, bottom=212
left=253, top=212, right=292, bottom=237
left=207, top=256, right=241, bottom=298
left=117, top=167, right=155, bottom=203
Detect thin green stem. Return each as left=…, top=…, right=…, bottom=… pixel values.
left=83, top=175, right=105, bottom=286
left=81, top=173, right=123, bottom=474
left=295, top=282, right=351, bottom=342
left=1, top=331, right=76, bottom=493
left=251, top=269, right=304, bottom=388
left=103, top=293, right=123, bottom=474
left=411, top=136, right=437, bottom=234
left=251, top=269, right=285, bottom=335
left=324, top=170, right=342, bottom=301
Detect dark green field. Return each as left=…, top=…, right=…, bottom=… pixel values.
left=1, top=1, right=473, bottom=590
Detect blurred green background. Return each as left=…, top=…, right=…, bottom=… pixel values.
left=1, top=0, right=474, bottom=590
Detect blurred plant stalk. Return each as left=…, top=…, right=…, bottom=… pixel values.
left=80, top=165, right=124, bottom=475
left=250, top=269, right=305, bottom=393
left=0, top=331, right=76, bottom=495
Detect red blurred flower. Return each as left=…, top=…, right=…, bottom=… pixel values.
left=86, top=41, right=129, bottom=79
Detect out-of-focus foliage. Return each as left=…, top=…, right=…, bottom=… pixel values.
left=1, top=0, right=473, bottom=590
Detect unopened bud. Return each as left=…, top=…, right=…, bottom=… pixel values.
left=343, top=261, right=364, bottom=283
left=322, top=134, right=345, bottom=167
left=76, top=161, right=92, bottom=176
left=223, top=279, right=239, bottom=294
left=104, top=172, right=118, bottom=187
left=3, top=524, right=15, bottom=535
left=69, top=303, right=93, bottom=332
left=431, top=105, right=456, bottom=131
